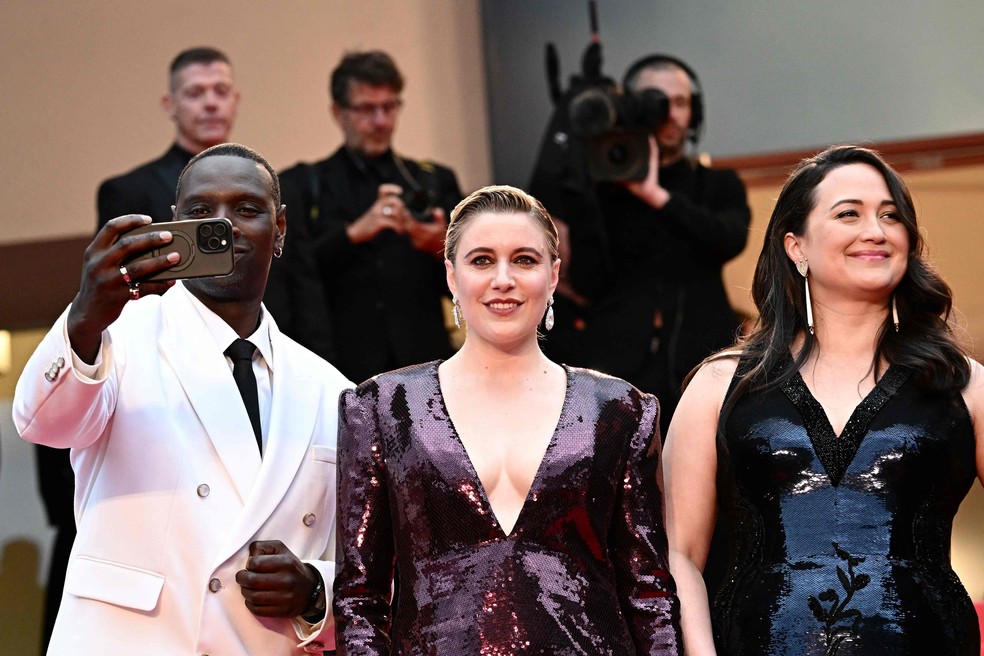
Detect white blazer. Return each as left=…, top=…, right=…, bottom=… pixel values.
left=14, top=283, right=352, bottom=655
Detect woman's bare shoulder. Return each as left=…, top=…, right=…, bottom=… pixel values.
left=962, top=356, right=984, bottom=418
left=689, top=353, right=741, bottom=390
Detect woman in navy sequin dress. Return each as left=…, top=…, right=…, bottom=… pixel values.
left=664, top=145, right=984, bottom=655
left=333, top=186, right=682, bottom=654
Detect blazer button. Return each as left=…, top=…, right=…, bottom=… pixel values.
left=44, top=371, right=56, bottom=382
left=208, top=578, right=221, bottom=592
left=56, top=356, right=65, bottom=368
left=197, top=484, right=210, bottom=498
left=302, top=513, right=316, bottom=527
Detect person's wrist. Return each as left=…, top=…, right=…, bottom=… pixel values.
left=300, top=564, right=326, bottom=622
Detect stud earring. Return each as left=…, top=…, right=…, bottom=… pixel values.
left=797, top=259, right=814, bottom=335
left=544, top=296, right=555, bottom=331
left=891, top=296, right=899, bottom=332
left=452, top=296, right=462, bottom=329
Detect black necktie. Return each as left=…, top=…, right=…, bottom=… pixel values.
left=225, top=338, right=263, bottom=454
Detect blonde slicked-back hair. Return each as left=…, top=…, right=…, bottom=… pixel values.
left=445, top=185, right=560, bottom=263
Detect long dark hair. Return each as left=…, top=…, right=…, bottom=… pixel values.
left=720, top=145, right=968, bottom=423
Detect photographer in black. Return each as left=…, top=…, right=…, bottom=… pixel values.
left=536, top=54, right=751, bottom=436
left=266, top=50, right=461, bottom=383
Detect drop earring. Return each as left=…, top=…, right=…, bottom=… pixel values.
left=891, top=296, right=899, bottom=332
left=796, top=259, right=814, bottom=335
left=452, top=296, right=462, bottom=329
left=544, top=297, right=555, bottom=331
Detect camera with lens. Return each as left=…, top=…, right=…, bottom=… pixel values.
left=196, top=219, right=231, bottom=252
left=530, top=24, right=670, bottom=186
left=402, top=187, right=438, bottom=223
left=568, top=78, right=668, bottom=182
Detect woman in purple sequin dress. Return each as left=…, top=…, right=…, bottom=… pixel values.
left=333, top=185, right=682, bottom=654
left=664, top=145, right=984, bottom=655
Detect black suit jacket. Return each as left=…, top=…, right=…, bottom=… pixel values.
left=267, top=147, right=462, bottom=383
left=96, top=143, right=193, bottom=229
left=536, top=158, right=751, bottom=433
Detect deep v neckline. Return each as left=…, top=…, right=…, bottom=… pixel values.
left=433, top=362, right=572, bottom=539
left=780, top=359, right=910, bottom=486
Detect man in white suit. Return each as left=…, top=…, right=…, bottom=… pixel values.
left=14, top=143, right=351, bottom=654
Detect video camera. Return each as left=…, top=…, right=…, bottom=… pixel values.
left=566, top=62, right=668, bottom=182
left=537, top=3, right=669, bottom=182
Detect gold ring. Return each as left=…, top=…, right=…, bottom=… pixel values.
left=119, top=265, right=132, bottom=285
left=128, top=283, right=140, bottom=301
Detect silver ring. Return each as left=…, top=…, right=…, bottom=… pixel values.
left=382, top=205, right=393, bottom=216
left=128, top=283, right=140, bottom=301
left=119, top=265, right=132, bottom=285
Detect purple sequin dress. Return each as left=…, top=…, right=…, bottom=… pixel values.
left=334, top=361, right=682, bottom=655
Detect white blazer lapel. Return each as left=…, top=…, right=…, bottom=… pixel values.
left=158, top=288, right=261, bottom=503
left=216, top=324, right=322, bottom=559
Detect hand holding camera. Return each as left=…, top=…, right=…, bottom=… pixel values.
left=622, top=135, right=670, bottom=210
left=405, top=206, right=448, bottom=256
left=345, top=183, right=409, bottom=244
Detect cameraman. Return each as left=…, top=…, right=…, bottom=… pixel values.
left=266, top=50, right=461, bottom=383
left=545, top=54, right=750, bottom=435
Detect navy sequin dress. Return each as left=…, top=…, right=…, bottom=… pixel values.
left=713, top=358, right=979, bottom=655
left=334, top=362, right=681, bottom=655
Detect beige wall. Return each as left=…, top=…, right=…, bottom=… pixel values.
left=0, top=0, right=491, bottom=245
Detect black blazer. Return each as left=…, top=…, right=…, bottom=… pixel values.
left=537, top=158, right=751, bottom=433
left=96, top=143, right=193, bottom=230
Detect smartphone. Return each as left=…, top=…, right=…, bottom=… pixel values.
left=125, top=218, right=235, bottom=281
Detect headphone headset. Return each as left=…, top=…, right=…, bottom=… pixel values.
left=622, top=53, right=704, bottom=144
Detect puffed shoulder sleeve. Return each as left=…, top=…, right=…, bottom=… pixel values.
left=611, top=391, right=683, bottom=654
left=334, top=384, right=395, bottom=656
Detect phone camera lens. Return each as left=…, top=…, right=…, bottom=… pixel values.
left=212, top=223, right=227, bottom=237
left=207, top=236, right=221, bottom=250
left=200, top=224, right=214, bottom=238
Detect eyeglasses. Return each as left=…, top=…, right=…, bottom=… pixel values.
left=343, top=99, right=403, bottom=119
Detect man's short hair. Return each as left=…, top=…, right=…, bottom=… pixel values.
left=169, top=47, right=232, bottom=91
left=330, top=50, right=404, bottom=106
left=176, top=143, right=281, bottom=208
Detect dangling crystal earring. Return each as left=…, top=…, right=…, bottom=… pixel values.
left=891, top=296, right=899, bottom=332
left=452, top=296, right=462, bottom=329
left=796, top=259, right=814, bottom=335
left=544, top=296, right=555, bottom=331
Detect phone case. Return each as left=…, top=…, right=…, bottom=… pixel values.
left=125, top=218, right=235, bottom=281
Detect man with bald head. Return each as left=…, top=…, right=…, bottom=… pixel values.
left=16, top=144, right=349, bottom=655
